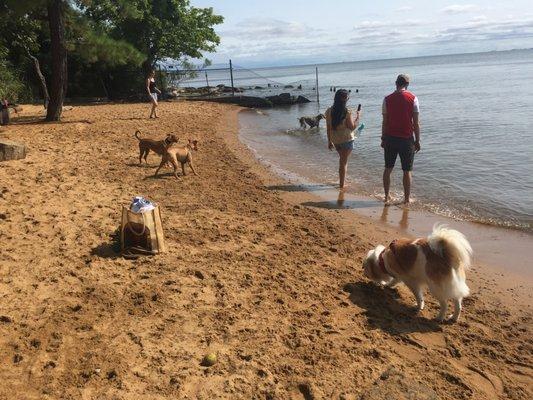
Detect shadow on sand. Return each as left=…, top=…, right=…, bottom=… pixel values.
left=90, top=230, right=121, bottom=259
left=265, top=184, right=332, bottom=192
left=125, top=162, right=155, bottom=168
left=11, top=116, right=93, bottom=125
left=343, top=281, right=442, bottom=335
left=91, top=243, right=120, bottom=259
left=143, top=172, right=179, bottom=180
left=301, top=199, right=376, bottom=210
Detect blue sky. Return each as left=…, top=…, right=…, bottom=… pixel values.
left=190, top=1, right=533, bottom=66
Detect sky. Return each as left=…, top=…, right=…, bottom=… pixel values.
left=190, top=0, right=533, bottom=67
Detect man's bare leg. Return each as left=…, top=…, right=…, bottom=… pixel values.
left=383, top=168, right=393, bottom=204
left=403, top=170, right=412, bottom=204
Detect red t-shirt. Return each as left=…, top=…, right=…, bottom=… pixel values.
left=383, top=90, right=419, bottom=139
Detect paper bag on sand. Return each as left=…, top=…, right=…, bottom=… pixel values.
left=120, top=205, right=167, bottom=256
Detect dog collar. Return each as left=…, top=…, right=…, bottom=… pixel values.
left=378, top=251, right=389, bottom=275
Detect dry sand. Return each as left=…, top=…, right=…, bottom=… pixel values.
left=0, top=102, right=531, bottom=399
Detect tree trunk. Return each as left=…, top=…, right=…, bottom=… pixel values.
left=99, top=74, right=109, bottom=99
left=27, top=53, right=50, bottom=109
left=46, top=0, right=67, bottom=122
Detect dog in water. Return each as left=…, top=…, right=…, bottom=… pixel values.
left=155, top=139, right=199, bottom=179
left=298, top=114, right=325, bottom=129
left=135, top=130, right=179, bottom=164
left=363, top=224, right=472, bottom=322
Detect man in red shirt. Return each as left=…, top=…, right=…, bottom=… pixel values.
left=381, top=74, right=421, bottom=204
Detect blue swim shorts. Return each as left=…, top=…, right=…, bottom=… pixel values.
left=334, top=140, right=354, bottom=151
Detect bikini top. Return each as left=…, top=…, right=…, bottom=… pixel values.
left=149, top=78, right=157, bottom=93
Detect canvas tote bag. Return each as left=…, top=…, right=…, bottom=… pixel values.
left=120, top=205, right=167, bottom=256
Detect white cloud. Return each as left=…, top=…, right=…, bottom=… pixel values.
left=210, top=11, right=533, bottom=65
left=221, top=18, right=318, bottom=39
left=354, top=19, right=424, bottom=31
left=441, top=4, right=479, bottom=14
left=396, top=6, right=413, bottom=13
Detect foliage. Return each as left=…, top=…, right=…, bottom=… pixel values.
left=80, top=0, right=223, bottom=68
left=0, top=47, right=25, bottom=101
left=0, top=0, right=223, bottom=101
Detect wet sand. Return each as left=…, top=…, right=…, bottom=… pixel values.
left=0, top=102, right=531, bottom=399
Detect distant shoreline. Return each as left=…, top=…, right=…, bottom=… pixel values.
left=202, top=48, right=533, bottom=71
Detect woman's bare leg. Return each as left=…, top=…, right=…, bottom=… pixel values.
left=149, top=99, right=158, bottom=118
left=337, top=148, right=352, bottom=189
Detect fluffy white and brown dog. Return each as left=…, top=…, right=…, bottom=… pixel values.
left=363, top=225, right=472, bottom=322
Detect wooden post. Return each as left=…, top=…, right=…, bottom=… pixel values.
left=315, top=66, right=319, bottom=104
left=229, top=59, right=235, bottom=97
left=205, top=71, right=210, bottom=88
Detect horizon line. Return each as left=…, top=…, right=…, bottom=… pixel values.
left=203, top=47, right=533, bottom=70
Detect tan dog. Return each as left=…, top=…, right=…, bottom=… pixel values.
left=155, top=139, right=199, bottom=179
left=135, top=130, right=179, bottom=164
left=363, top=225, right=472, bottom=322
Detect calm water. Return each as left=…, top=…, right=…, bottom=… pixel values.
left=203, top=50, right=533, bottom=231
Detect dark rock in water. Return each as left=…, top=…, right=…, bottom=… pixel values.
left=266, top=92, right=294, bottom=105
left=284, top=85, right=294, bottom=89
left=220, top=86, right=243, bottom=93
left=186, top=95, right=273, bottom=108
left=265, top=93, right=310, bottom=106
left=254, top=86, right=264, bottom=90
left=279, top=92, right=291, bottom=101
left=296, top=95, right=311, bottom=103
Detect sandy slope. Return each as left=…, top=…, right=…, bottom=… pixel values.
left=0, top=102, right=531, bottom=399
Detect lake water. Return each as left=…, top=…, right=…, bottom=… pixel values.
left=232, top=50, right=533, bottom=233
left=188, top=50, right=533, bottom=232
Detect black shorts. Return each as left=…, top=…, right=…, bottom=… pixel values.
left=384, top=136, right=415, bottom=171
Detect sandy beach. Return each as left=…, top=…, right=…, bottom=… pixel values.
left=0, top=102, right=531, bottom=399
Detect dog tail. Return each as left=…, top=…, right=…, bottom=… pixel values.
left=428, top=224, right=472, bottom=270
left=135, top=130, right=142, bottom=140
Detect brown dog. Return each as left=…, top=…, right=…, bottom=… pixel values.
left=135, top=130, right=179, bottom=164
left=155, top=139, right=199, bottom=179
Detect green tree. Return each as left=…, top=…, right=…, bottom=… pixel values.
left=2, top=0, right=144, bottom=119
left=0, top=46, right=24, bottom=101
left=1, top=0, right=223, bottom=119
left=81, top=0, right=223, bottom=73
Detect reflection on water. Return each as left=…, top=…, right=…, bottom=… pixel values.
left=337, top=191, right=345, bottom=207
left=381, top=204, right=411, bottom=231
